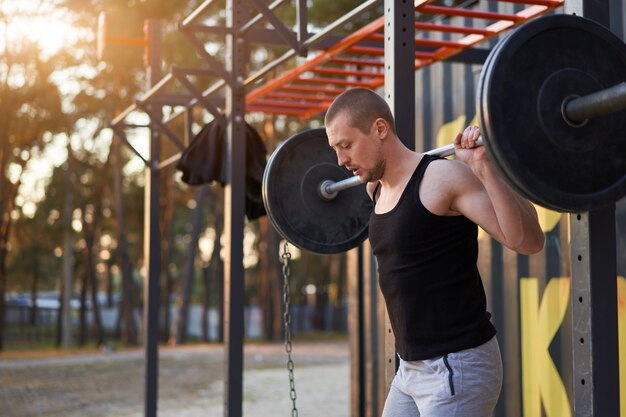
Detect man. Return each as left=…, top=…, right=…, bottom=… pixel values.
left=325, top=88, right=544, bottom=417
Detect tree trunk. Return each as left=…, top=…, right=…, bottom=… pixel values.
left=0, top=249, right=7, bottom=350
left=160, top=170, right=175, bottom=342
left=259, top=114, right=284, bottom=340
left=29, top=253, right=39, bottom=326
left=84, top=225, right=105, bottom=347
left=172, top=185, right=207, bottom=344
left=332, top=255, right=347, bottom=332
left=323, top=255, right=343, bottom=331
left=214, top=189, right=225, bottom=343
left=61, top=149, right=75, bottom=348
left=201, top=261, right=211, bottom=342
left=106, top=263, right=114, bottom=308
left=56, top=291, right=63, bottom=347
left=0, top=169, right=22, bottom=350
left=81, top=142, right=109, bottom=347
left=111, top=139, right=138, bottom=346
left=78, top=268, right=88, bottom=346
left=258, top=216, right=283, bottom=341
left=258, top=218, right=271, bottom=339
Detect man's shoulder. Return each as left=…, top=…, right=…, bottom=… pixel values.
left=425, top=157, right=471, bottom=179
left=421, top=158, right=479, bottom=215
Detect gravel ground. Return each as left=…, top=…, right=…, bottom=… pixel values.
left=0, top=341, right=349, bottom=417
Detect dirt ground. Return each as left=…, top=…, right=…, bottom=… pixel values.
left=0, top=341, right=350, bottom=417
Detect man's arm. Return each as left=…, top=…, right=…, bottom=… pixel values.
left=451, top=126, right=545, bottom=255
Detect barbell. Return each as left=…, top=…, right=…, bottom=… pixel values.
left=262, top=14, right=626, bottom=254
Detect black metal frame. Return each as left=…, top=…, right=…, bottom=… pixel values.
left=109, top=2, right=385, bottom=416
left=109, top=1, right=623, bottom=417
left=563, top=3, right=621, bottom=417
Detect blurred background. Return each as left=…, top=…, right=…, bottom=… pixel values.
left=0, top=0, right=374, bottom=352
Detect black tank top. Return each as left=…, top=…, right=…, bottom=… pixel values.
left=369, top=154, right=496, bottom=361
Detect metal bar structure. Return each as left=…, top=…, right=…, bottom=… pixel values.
left=570, top=209, right=620, bottom=417
left=320, top=137, right=485, bottom=200
left=565, top=0, right=620, bottom=417
left=562, top=2, right=621, bottom=416
left=223, top=2, right=247, bottom=416
left=99, top=2, right=626, bottom=417
left=110, top=0, right=558, bottom=132
left=565, top=81, right=626, bottom=123
left=244, top=0, right=561, bottom=118
left=382, top=0, right=417, bottom=399
left=143, top=19, right=162, bottom=417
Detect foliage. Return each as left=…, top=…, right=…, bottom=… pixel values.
left=2, top=0, right=361, bottom=349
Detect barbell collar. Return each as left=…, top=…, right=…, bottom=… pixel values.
left=563, top=82, right=626, bottom=124
left=318, top=137, right=485, bottom=199
left=319, top=177, right=362, bottom=200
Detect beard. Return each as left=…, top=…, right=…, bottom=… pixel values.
left=359, top=158, right=385, bottom=183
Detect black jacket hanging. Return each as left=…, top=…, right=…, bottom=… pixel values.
left=176, top=119, right=267, bottom=220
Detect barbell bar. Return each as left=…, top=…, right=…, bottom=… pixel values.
left=318, top=137, right=486, bottom=200
left=564, top=81, right=626, bottom=124
left=319, top=78, right=626, bottom=201
left=262, top=14, right=626, bottom=254
left=478, top=14, right=626, bottom=212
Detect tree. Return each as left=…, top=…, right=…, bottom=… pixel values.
left=0, top=8, right=73, bottom=349
left=1, top=0, right=370, bottom=351
left=74, top=150, right=110, bottom=347
left=171, top=184, right=208, bottom=344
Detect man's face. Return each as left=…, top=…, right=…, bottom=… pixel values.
left=326, top=112, right=385, bottom=183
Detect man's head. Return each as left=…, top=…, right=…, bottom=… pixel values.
left=324, top=88, right=397, bottom=136
left=325, top=88, right=394, bottom=183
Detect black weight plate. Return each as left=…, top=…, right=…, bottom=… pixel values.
left=478, top=14, right=626, bottom=212
left=262, top=128, right=372, bottom=254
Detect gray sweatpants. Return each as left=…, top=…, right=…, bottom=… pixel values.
left=381, top=336, right=503, bottom=417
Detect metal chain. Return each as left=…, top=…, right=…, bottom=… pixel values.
left=281, top=241, right=298, bottom=417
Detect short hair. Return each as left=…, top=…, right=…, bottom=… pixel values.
left=324, top=88, right=397, bottom=135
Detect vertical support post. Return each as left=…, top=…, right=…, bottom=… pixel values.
left=223, top=1, right=247, bottom=416
left=383, top=0, right=415, bottom=393
left=184, top=107, right=194, bottom=147
left=296, top=0, right=308, bottom=55
left=384, top=0, right=415, bottom=149
left=569, top=208, right=620, bottom=417
left=563, top=3, right=620, bottom=417
left=143, top=18, right=162, bottom=417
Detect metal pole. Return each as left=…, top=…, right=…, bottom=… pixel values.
left=569, top=208, right=620, bottom=417
left=382, top=0, right=415, bottom=403
left=319, top=138, right=484, bottom=199
left=564, top=82, right=626, bottom=123
left=143, top=18, right=162, bottom=417
left=564, top=2, right=620, bottom=417
left=224, top=1, right=247, bottom=416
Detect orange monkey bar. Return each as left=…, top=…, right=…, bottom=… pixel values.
left=245, top=0, right=564, bottom=118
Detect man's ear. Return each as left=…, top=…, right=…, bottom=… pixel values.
left=374, top=118, right=388, bottom=138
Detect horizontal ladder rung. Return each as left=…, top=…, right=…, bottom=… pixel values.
left=330, top=57, right=385, bottom=67
left=281, top=85, right=346, bottom=95
left=250, top=99, right=322, bottom=109
left=265, top=92, right=335, bottom=102
left=312, top=67, right=384, bottom=78
left=414, top=22, right=495, bottom=36
left=246, top=106, right=308, bottom=116
left=418, top=5, right=524, bottom=22
left=494, top=0, right=563, bottom=6
left=349, top=46, right=384, bottom=56
left=294, top=77, right=374, bottom=87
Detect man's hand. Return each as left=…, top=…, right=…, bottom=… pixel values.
left=453, top=125, right=488, bottom=167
